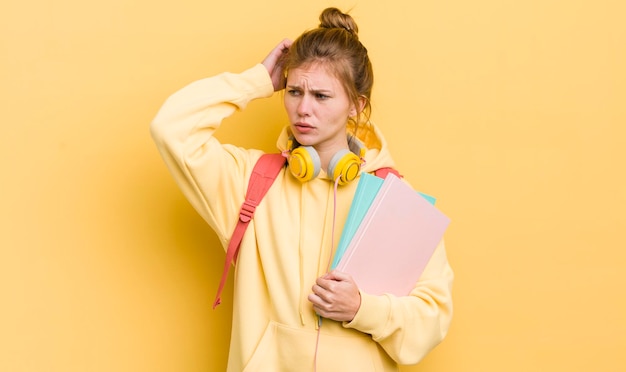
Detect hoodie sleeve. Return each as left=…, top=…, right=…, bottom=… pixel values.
left=343, top=240, right=454, bottom=365
left=150, top=64, right=275, bottom=245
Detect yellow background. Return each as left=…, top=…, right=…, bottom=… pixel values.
left=2, top=0, right=625, bottom=371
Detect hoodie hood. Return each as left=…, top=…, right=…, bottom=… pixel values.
left=276, top=121, right=397, bottom=175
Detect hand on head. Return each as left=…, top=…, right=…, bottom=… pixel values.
left=262, top=39, right=293, bottom=91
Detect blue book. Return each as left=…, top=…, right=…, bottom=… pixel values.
left=331, top=173, right=436, bottom=269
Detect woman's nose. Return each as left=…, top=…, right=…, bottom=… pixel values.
left=296, top=95, right=311, bottom=116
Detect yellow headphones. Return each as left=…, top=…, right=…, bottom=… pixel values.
left=287, top=137, right=365, bottom=186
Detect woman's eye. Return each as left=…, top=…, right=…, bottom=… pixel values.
left=287, top=89, right=301, bottom=96
left=315, top=93, right=329, bottom=100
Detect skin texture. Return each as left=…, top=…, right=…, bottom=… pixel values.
left=262, top=40, right=362, bottom=322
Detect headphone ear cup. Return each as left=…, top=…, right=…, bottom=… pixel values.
left=288, top=146, right=321, bottom=182
left=328, top=149, right=362, bottom=186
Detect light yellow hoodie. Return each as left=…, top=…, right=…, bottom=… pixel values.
left=150, top=64, right=453, bottom=372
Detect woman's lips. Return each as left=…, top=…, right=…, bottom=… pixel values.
left=294, top=123, right=314, bottom=134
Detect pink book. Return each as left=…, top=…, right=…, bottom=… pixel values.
left=336, top=173, right=450, bottom=296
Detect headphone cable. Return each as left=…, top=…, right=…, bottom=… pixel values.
left=313, top=174, right=342, bottom=372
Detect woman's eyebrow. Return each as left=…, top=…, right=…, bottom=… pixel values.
left=286, top=84, right=333, bottom=94
left=310, top=88, right=333, bottom=94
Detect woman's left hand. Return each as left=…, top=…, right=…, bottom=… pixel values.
left=308, top=270, right=361, bottom=322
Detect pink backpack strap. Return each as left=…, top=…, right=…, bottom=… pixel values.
left=213, top=153, right=286, bottom=309
left=374, top=167, right=402, bottom=179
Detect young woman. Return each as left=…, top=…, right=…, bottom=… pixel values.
left=151, top=7, right=453, bottom=371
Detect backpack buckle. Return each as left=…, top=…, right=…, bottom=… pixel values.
left=239, top=201, right=256, bottom=222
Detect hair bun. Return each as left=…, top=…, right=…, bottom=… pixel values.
left=318, top=7, right=359, bottom=36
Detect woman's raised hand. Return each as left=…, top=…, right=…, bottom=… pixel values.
left=262, top=39, right=293, bottom=91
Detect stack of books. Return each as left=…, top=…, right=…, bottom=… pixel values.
left=331, top=173, right=450, bottom=296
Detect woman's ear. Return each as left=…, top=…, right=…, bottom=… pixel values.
left=350, top=96, right=367, bottom=117
left=357, top=96, right=367, bottom=113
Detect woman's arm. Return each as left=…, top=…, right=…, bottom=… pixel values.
left=150, top=64, right=275, bottom=243
left=308, top=239, right=453, bottom=364
left=344, top=240, right=454, bottom=365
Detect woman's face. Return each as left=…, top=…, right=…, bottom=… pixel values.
left=284, top=63, right=356, bottom=152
